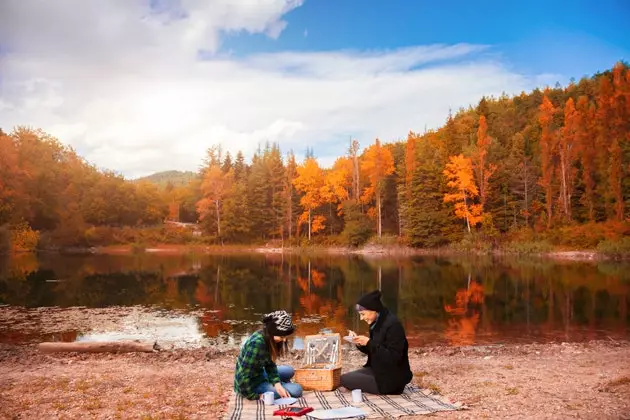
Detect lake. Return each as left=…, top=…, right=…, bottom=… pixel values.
left=0, top=252, right=628, bottom=348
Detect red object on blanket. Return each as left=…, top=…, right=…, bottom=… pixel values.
left=272, top=406, right=314, bottom=417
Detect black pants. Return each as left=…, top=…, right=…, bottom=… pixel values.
left=340, top=367, right=380, bottom=394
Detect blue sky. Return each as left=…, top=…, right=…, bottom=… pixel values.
left=0, top=0, right=628, bottom=177
left=222, top=0, right=629, bottom=79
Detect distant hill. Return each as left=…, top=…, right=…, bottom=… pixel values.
left=135, top=170, right=198, bottom=188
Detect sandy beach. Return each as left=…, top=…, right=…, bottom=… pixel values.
left=1, top=339, right=629, bottom=419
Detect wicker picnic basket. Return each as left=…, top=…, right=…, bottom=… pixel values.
left=294, top=333, right=342, bottom=391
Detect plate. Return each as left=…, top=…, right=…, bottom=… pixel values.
left=274, top=397, right=297, bottom=405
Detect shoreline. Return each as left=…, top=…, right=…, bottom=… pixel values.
left=28, top=244, right=624, bottom=261
left=1, top=340, right=628, bottom=419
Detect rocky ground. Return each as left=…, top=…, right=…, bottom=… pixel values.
left=1, top=340, right=629, bottom=419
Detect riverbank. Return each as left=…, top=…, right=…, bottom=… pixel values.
left=39, top=243, right=626, bottom=262
left=1, top=340, right=628, bottom=419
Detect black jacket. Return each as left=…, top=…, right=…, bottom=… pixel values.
left=357, top=308, right=413, bottom=394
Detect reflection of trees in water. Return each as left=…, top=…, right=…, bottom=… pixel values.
left=444, top=275, right=484, bottom=346
left=1, top=253, right=629, bottom=344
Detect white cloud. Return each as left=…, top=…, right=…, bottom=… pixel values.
left=0, top=0, right=552, bottom=178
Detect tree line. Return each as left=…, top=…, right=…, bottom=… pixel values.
left=1, top=62, right=628, bottom=250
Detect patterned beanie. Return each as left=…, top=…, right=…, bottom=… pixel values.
left=262, top=310, right=295, bottom=337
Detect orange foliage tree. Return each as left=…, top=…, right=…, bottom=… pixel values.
left=293, top=157, right=326, bottom=240
left=443, top=154, right=484, bottom=233
left=361, top=139, right=395, bottom=237
left=576, top=96, right=596, bottom=221
left=473, top=116, right=496, bottom=209
left=324, top=157, right=353, bottom=214
left=559, top=98, right=579, bottom=220
left=538, top=93, right=557, bottom=227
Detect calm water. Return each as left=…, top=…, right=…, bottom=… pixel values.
left=0, top=252, right=628, bottom=348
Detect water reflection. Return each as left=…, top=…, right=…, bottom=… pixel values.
left=0, top=253, right=628, bottom=347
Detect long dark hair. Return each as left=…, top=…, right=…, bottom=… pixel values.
left=262, top=325, right=288, bottom=362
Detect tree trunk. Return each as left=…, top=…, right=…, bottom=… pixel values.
left=308, top=208, right=311, bottom=241
left=524, top=160, right=529, bottom=227
left=329, top=202, right=333, bottom=235
left=215, top=199, right=221, bottom=242
left=377, top=192, right=382, bottom=237
left=287, top=185, right=293, bottom=244
left=39, top=341, right=156, bottom=353
left=463, top=189, right=471, bottom=233
left=560, top=153, right=568, bottom=217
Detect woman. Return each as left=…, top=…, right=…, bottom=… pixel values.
left=340, top=290, right=413, bottom=395
left=234, top=310, right=303, bottom=400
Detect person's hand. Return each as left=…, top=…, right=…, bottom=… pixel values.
left=352, top=335, right=369, bottom=346
left=274, top=382, right=290, bottom=398
left=347, top=330, right=357, bottom=338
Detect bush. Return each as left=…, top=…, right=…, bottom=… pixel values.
left=9, top=222, right=39, bottom=252
left=0, top=225, right=10, bottom=254
left=597, top=237, right=630, bottom=258
left=366, top=234, right=401, bottom=247
left=449, top=233, right=492, bottom=253
left=340, top=201, right=372, bottom=247
left=131, top=241, right=147, bottom=254
left=504, top=240, right=552, bottom=255
left=546, top=221, right=630, bottom=249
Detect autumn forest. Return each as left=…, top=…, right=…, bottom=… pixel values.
left=1, top=63, right=629, bottom=253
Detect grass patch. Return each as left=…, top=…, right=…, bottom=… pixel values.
left=413, top=370, right=442, bottom=394
left=415, top=378, right=442, bottom=394
left=603, top=376, right=630, bottom=391
left=84, top=397, right=104, bottom=411
left=502, top=364, right=514, bottom=370
left=505, top=387, right=519, bottom=395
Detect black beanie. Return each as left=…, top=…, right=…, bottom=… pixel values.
left=262, top=310, right=295, bottom=337
left=356, top=290, right=384, bottom=312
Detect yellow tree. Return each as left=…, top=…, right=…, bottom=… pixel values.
left=361, top=139, right=395, bottom=238
left=197, top=165, right=233, bottom=242
left=324, top=157, right=353, bottom=213
left=293, top=157, right=325, bottom=240
left=443, top=154, right=484, bottom=233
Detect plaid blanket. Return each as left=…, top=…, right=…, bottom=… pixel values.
left=222, top=384, right=463, bottom=419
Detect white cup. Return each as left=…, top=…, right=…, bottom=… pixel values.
left=263, top=391, right=275, bottom=405
left=352, top=389, right=362, bottom=403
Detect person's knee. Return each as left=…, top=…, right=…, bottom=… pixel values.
left=339, top=373, right=353, bottom=389
left=278, top=365, right=295, bottom=381
left=285, top=383, right=303, bottom=397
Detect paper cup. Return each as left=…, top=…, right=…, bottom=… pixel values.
left=263, top=391, right=275, bottom=405
left=352, top=389, right=362, bottom=403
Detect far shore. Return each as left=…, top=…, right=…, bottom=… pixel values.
left=28, top=243, right=625, bottom=261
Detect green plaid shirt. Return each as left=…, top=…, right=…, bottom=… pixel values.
left=233, top=330, right=281, bottom=400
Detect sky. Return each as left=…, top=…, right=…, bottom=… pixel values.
left=0, top=0, right=628, bottom=178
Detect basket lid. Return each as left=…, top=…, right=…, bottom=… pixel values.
left=302, top=333, right=341, bottom=368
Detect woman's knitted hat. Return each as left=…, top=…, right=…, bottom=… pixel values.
left=355, top=289, right=384, bottom=312
left=262, top=310, right=295, bottom=337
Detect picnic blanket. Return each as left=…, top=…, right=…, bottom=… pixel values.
left=222, top=384, right=464, bottom=419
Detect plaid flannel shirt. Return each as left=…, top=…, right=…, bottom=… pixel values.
left=233, top=330, right=281, bottom=400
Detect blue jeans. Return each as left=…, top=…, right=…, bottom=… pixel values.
left=253, top=365, right=303, bottom=398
